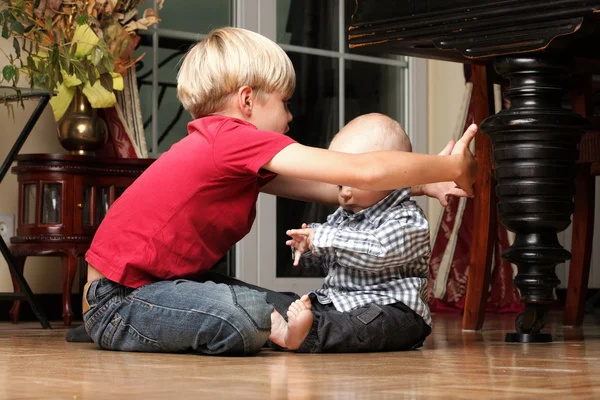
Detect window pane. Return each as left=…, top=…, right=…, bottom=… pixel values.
left=277, top=0, right=339, bottom=51
left=136, top=44, right=192, bottom=154
left=344, top=59, right=406, bottom=126
left=95, top=187, right=110, bottom=226
left=82, top=186, right=92, bottom=226
left=41, top=184, right=61, bottom=224
left=150, top=0, right=233, bottom=34
left=275, top=53, right=339, bottom=278
left=23, top=184, right=37, bottom=225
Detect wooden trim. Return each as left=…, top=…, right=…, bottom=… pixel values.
left=462, top=64, right=497, bottom=331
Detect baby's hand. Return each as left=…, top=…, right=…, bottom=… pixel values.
left=286, top=223, right=315, bottom=266
left=423, top=181, right=470, bottom=207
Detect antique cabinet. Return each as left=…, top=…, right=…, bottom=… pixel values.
left=9, top=154, right=153, bottom=326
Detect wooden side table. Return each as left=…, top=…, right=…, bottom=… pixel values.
left=8, top=154, right=154, bottom=326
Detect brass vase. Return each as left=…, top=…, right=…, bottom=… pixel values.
left=57, top=90, right=108, bottom=156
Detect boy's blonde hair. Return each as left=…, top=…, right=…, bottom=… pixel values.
left=177, top=27, right=296, bottom=119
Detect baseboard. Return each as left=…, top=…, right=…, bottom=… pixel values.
left=0, top=294, right=83, bottom=323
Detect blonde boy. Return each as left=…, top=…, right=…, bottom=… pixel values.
left=81, top=27, right=476, bottom=356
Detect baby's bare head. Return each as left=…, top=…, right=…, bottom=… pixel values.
left=329, top=113, right=411, bottom=154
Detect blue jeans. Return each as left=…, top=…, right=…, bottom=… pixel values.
left=83, top=278, right=274, bottom=355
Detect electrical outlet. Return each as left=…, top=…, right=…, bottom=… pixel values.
left=0, top=213, right=15, bottom=245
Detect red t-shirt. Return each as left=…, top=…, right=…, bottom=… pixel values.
left=86, top=115, right=296, bottom=288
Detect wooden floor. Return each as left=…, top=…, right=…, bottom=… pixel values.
left=1, top=313, right=600, bottom=399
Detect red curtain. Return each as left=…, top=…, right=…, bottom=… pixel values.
left=96, top=107, right=140, bottom=159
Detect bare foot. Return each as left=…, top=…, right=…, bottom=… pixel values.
left=284, top=295, right=313, bottom=350
left=268, top=295, right=314, bottom=350
left=268, top=310, right=289, bottom=348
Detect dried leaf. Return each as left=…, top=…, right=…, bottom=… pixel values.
left=34, top=0, right=61, bottom=19
left=27, top=56, right=36, bottom=71
left=91, top=46, right=103, bottom=66
left=12, top=38, right=20, bottom=58
left=2, top=21, right=8, bottom=40
left=70, top=42, right=78, bottom=58
left=118, top=9, right=138, bottom=23
left=36, top=60, right=45, bottom=75
left=76, top=15, right=88, bottom=25
left=49, top=83, right=76, bottom=121
left=72, top=24, right=100, bottom=58
left=87, top=66, right=97, bottom=86
left=50, top=44, right=59, bottom=64
left=72, top=60, right=88, bottom=83
left=7, top=102, right=15, bottom=119
left=86, top=0, right=96, bottom=15
left=11, top=21, right=25, bottom=35
left=99, top=72, right=113, bottom=92
left=126, top=8, right=161, bottom=31
left=105, top=0, right=118, bottom=14
left=82, top=79, right=117, bottom=109
left=15, top=0, right=26, bottom=12
left=2, top=65, right=16, bottom=82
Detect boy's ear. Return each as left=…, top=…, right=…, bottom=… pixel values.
left=238, top=86, right=254, bottom=117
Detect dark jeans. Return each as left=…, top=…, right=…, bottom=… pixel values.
left=81, top=271, right=430, bottom=355
left=297, top=295, right=431, bottom=353
left=207, top=273, right=431, bottom=353
left=83, top=276, right=273, bottom=355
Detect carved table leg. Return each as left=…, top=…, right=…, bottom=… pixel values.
left=62, top=254, right=78, bottom=326
left=480, top=56, right=588, bottom=343
left=8, top=256, right=27, bottom=324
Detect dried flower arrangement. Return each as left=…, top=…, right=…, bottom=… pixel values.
left=0, top=0, right=163, bottom=119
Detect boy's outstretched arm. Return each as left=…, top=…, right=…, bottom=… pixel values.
left=263, top=125, right=478, bottom=196
left=260, top=176, right=339, bottom=205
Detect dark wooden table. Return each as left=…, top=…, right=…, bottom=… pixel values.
left=349, top=0, right=600, bottom=342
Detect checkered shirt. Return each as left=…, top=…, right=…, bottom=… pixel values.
left=300, top=188, right=432, bottom=326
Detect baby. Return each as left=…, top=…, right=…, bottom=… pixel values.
left=269, top=113, right=432, bottom=353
